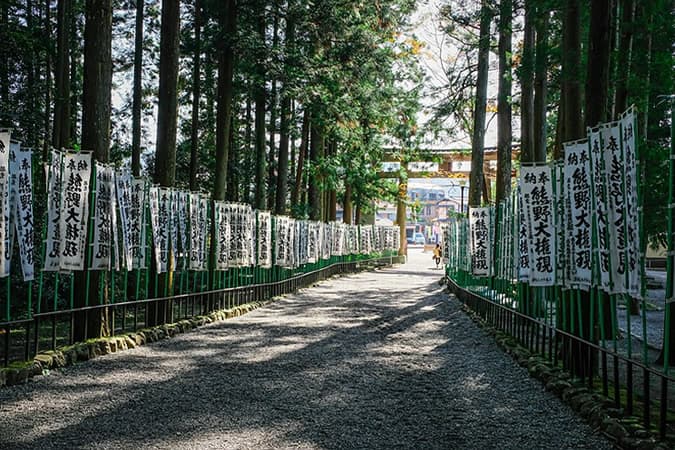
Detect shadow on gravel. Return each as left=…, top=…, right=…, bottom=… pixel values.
left=0, top=273, right=609, bottom=450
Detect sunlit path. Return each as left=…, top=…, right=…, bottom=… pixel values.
left=0, top=250, right=611, bottom=450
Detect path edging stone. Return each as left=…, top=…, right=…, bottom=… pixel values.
left=0, top=299, right=272, bottom=388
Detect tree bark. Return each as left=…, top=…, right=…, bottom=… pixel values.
left=154, top=0, right=180, bottom=187
left=275, top=10, right=295, bottom=215
left=585, top=0, right=613, bottom=128
left=343, top=182, right=352, bottom=224
left=267, top=4, right=280, bottom=211
left=53, top=0, right=72, bottom=149
left=131, top=0, right=144, bottom=177
left=308, top=121, right=323, bottom=221
left=520, top=0, right=535, bottom=163
left=496, top=0, right=512, bottom=205
left=189, top=0, right=201, bottom=189
left=81, top=0, right=111, bottom=160
left=613, top=0, right=635, bottom=118
left=291, top=108, right=308, bottom=210
left=213, top=0, right=236, bottom=201
left=74, top=0, right=112, bottom=341
left=149, top=0, right=181, bottom=326
left=533, top=4, right=548, bottom=162
left=253, top=11, right=267, bottom=210
left=563, top=0, right=584, bottom=140
left=468, top=0, right=493, bottom=207
left=43, top=0, right=52, bottom=161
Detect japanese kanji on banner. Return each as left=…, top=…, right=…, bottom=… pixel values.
left=275, top=216, right=293, bottom=267
left=0, top=131, right=11, bottom=277
left=59, top=152, right=92, bottom=272
left=588, top=127, right=611, bottom=291
left=469, top=207, right=491, bottom=277
left=149, top=186, right=170, bottom=274
left=214, top=201, right=230, bottom=270
left=321, top=222, right=331, bottom=260
left=563, top=140, right=592, bottom=287
left=44, top=150, right=62, bottom=271
left=621, top=109, right=640, bottom=296
left=601, top=122, right=627, bottom=294
left=257, top=211, right=272, bottom=268
left=10, top=144, right=34, bottom=281
left=115, top=170, right=134, bottom=270
left=177, top=191, right=189, bottom=269
left=91, top=163, right=116, bottom=270
left=516, top=186, right=530, bottom=282
left=520, top=165, right=556, bottom=286
left=307, top=221, right=320, bottom=263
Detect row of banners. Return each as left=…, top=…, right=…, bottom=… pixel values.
left=445, top=108, right=641, bottom=296
left=0, top=131, right=400, bottom=281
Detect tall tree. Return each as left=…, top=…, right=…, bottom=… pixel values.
left=468, top=0, right=493, bottom=207
left=189, top=0, right=202, bottom=190
left=495, top=0, right=512, bottom=204
left=253, top=8, right=267, bottom=210
left=213, top=0, right=237, bottom=201
left=149, top=0, right=180, bottom=325
left=308, top=121, right=323, bottom=220
left=267, top=2, right=279, bottom=211
left=613, top=0, right=635, bottom=118
left=275, top=6, right=295, bottom=215
left=520, top=0, right=535, bottom=163
left=53, top=0, right=72, bottom=149
left=533, top=2, right=548, bottom=161
left=154, top=0, right=180, bottom=187
left=585, top=0, right=613, bottom=127
left=74, top=0, right=113, bottom=340
left=131, top=0, right=145, bottom=177
left=562, top=0, right=584, bottom=140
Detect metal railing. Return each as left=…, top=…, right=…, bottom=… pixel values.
left=1, top=254, right=400, bottom=368
left=447, top=277, right=674, bottom=441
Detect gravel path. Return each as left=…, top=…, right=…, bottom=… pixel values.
left=0, top=249, right=612, bottom=450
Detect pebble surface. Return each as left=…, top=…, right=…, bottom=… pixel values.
left=0, top=250, right=612, bottom=450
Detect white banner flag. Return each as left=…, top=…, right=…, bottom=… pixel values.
left=213, top=201, right=229, bottom=271
left=621, top=110, right=641, bottom=295
left=10, top=144, right=35, bottom=281
left=149, top=186, right=169, bottom=273
left=59, top=152, right=92, bottom=272
left=520, top=165, right=556, bottom=286
left=469, top=207, right=491, bottom=277
left=601, top=123, right=627, bottom=294
left=130, top=179, right=148, bottom=269
left=516, top=186, right=530, bottom=282
left=589, top=128, right=611, bottom=291
left=44, top=150, right=63, bottom=271
left=115, top=171, right=134, bottom=270
left=257, top=211, right=272, bottom=268
left=198, top=196, right=209, bottom=270
left=564, top=140, right=592, bottom=287
left=177, top=191, right=189, bottom=269
left=0, top=132, right=11, bottom=277
left=90, top=163, right=115, bottom=270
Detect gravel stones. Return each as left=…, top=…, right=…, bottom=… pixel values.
left=0, top=250, right=612, bottom=449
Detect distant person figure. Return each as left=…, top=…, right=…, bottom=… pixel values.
left=432, top=244, right=442, bottom=269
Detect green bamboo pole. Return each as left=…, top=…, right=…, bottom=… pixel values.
left=663, top=99, right=674, bottom=373
left=84, top=162, right=98, bottom=307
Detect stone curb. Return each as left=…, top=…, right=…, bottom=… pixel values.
left=0, top=299, right=273, bottom=389
left=451, top=293, right=673, bottom=450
